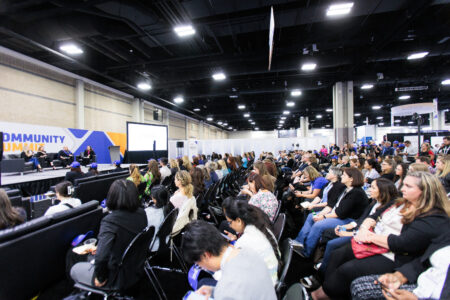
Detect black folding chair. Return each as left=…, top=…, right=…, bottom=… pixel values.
left=276, top=238, right=294, bottom=297
left=73, top=226, right=155, bottom=300
left=273, top=213, right=286, bottom=243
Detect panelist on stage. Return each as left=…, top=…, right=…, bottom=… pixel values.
left=36, top=145, right=56, bottom=170
left=58, top=146, right=74, bottom=167
left=21, top=145, right=42, bottom=172
left=79, top=145, right=96, bottom=166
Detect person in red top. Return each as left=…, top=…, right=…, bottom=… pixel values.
left=416, top=143, right=435, bottom=167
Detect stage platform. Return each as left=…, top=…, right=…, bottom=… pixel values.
left=0, top=164, right=141, bottom=196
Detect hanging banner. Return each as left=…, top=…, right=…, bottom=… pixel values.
left=391, top=103, right=434, bottom=117
left=1, top=121, right=126, bottom=163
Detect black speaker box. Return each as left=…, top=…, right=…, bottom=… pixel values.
left=176, top=141, right=184, bottom=148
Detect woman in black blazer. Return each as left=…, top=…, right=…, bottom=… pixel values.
left=314, top=171, right=450, bottom=299
left=70, top=179, right=147, bottom=289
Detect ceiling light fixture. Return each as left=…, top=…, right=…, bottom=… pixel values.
left=255, top=127, right=259, bottom=130
left=354, top=113, right=361, bottom=116
left=193, top=108, right=201, bottom=112
left=286, top=101, right=295, bottom=107
left=217, top=121, right=223, bottom=125
left=394, top=120, right=401, bottom=123
left=60, top=43, right=83, bottom=55
left=316, top=114, right=322, bottom=119
left=223, top=123, right=228, bottom=126
left=238, top=105, right=245, bottom=109
left=244, top=113, right=250, bottom=117
left=212, top=72, right=226, bottom=81
left=301, top=63, right=317, bottom=71
left=399, top=95, right=411, bottom=100
left=377, top=116, right=383, bottom=119
left=207, top=117, right=213, bottom=121
left=174, top=25, right=196, bottom=37
left=283, top=110, right=290, bottom=115
left=229, top=95, right=238, bottom=98
left=408, top=121, right=414, bottom=124
left=378, top=123, right=384, bottom=126
left=326, top=2, right=354, bottom=16
left=173, top=96, right=184, bottom=104
left=281, top=117, right=287, bottom=120
left=291, top=90, right=302, bottom=96
left=407, top=51, right=429, bottom=60
left=442, top=79, right=450, bottom=85
left=361, top=84, right=374, bottom=89
left=326, top=108, right=333, bottom=112
left=228, top=126, right=233, bottom=130
left=137, top=82, right=152, bottom=90
left=279, top=120, right=285, bottom=124
left=372, top=105, right=381, bottom=110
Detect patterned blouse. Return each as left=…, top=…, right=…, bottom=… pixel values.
left=249, top=190, right=278, bottom=221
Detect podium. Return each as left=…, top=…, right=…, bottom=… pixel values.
left=108, top=146, right=121, bottom=163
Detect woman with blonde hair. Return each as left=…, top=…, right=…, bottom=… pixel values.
left=169, top=158, right=180, bottom=176
left=127, top=164, right=145, bottom=187
left=316, top=171, right=450, bottom=299
left=182, top=156, right=193, bottom=172
left=218, top=159, right=229, bottom=177
left=408, top=163, right=430, bottom=173
left=294, top=166, right=329, bottom=200
left=436, top=154, right=450, bottom=193
left=171, top=170, right=198, bottom=234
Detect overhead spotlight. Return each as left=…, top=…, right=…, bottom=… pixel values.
left=326, top=2, right=354, bottom=16
left=212, top=72, right=226, bottom=81
left=279, top=120, right=285, bottom=124
left=137, top=82, right=152, bottom=90
left=223, top=123, right=228, bottom=126
left=283, top=110, right=290, bottom=115
left=238, top=105, right=246, bottom=109
left=193, top=108, right=201, bottom=112
left=291, top=90, right=302, bottom=96
left=399, top=95, right=410, bottom=100
left=316, top=114, right=322, bottom=119
left=377, top=116, right=383, bottom=119
left=361, top=84, right=374, bottom=89
left=174, top=25, right=196, bottom=37
left=248, top=119, right=253, bottom=122
left=244, top=113, right=250, bottom=117
left=60, top=43, right=83, bottom=55
left=441, top=79, right=450, bottom=85
left=372, top=105, right=381, bottom=110
left=207, top=117, right=213, bottom=121
left=228, top=126, right=233, bottom=130
left=255, top=127, right=259, bottom=130
left=229, top=95, right=238, bottom=98
left=394, top=120, right=401, bottom=123
left=173, top=96, right=184, bottom=104
left=251, top=122, right=255, bottom=125
left=326, top=108, right=333, bottom=112
left=301, top=63, right=317, bottom=71
left=217, top=121, right=223, bottom=125
left=407, top=51, right=429, bottom=60
left=286, top=101, right=295, bottom=107
left=354, top=113, right=361, bottom=116
left=326, top=124, right=331, bottom=127
left=408, top=121, right=414, bottom=124
left=378, top=123, right=384, bottom=126
left=281, top=117, right=287, bottom=120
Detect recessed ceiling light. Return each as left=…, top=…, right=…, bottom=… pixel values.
left=326, top=2, right=354, bottom=16
left=137, top=82, right=152, bottom=90
left=283, top=110, right=290, bottom=115
left=441, top=79, right=450, bottom=85
left=407, top=51, right=429, bottom=60
left=301, top=63, right=317, bottom=71
left=378, top=123, right=384, bottom=126
left=291, top=90, right=302, bottom=96
left=207, top=117, right=213, bottom=121
left=174, top=25, right=196, bottom=37
left=217, top=121, right=223, bottom=125
left=228, top=126, right=232, bottom=130
left=248, top=119, right=253, bottom=122
left=223, top=123, right=228, bottom=126
left=60, top=43, right=83, bottom=55
left=279, top=120, right=285, bottom=124
left=238, top=105, right=245, bottom=109
left=326, top=125, right=331, bottom=127
left=354, top=113, right=361, bottom=116
left=193, top=108, right=201, bottom=111
left=376, top=116, right=383, bottom=119
left=281, top=116, right=287, bottom=120
left=372, top=105, right=381, bottom=110
left=316, top=114, right=322, bottom=118
left=251, top=122, right=255, bottom=125
left=361, top=84, right=374, bottom=89
left=255, top=127, right=259, bottom=130
left=326, top=108, right=333, bottom=112
left=173, top=96, right=184, bottom=103
left=408, top=121, right=414, bottom=124
left=212, top=72, right=226, bottom=81
left=399, top=95, right=410, bottom=100
left=244, top=113, right=250, bottom=117
left=229, top=95, right=238, bottom=98
left=394, top=120, right=401, bottom=123
left=286, top=101, right=295, bottom=107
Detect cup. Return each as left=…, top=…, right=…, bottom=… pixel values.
left=83, top=238, right=97, bottom=246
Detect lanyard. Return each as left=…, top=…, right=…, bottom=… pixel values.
left=220, top=246, right=234, bottom=270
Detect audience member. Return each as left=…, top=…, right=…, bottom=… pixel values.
left=0, top=189, right=25, bottom=230
left=45, top=181, right=81, bottom=216
left=159, top=157, right=171, bottom=182
left=144, top=160, right=161, bottom=196
left=436, top=155, right=450, bottom=194
left=111, top=160, right=124, bottom=172
left=241, top=173, right=278, bottom=221
left=87, top=163, right=99, bottom=176
left=64, top=161, right=85, bottom=184
left=171, top=171, right=197, bottom=234
left=145, top=185, right=170, bottom=252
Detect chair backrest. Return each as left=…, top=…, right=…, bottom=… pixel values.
left=149, top=208, right=179, bottom=253
left=276, top=238, right=294, bottom=294
left=282, top=283, right=308, bottom=300
left=113, top=226, right=155, bottom=290
left=273, top=200, right=282, bottom=224
left=161, top=174, right=173, bottom=186
left=273, top=213, right=286, bottom=242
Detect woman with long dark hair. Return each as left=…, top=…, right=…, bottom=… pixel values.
left=0, top=189, right=25, bottom=230
left=222, top=198, right=280, bottom=286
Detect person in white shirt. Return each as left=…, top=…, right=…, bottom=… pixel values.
left=44, top=181, right=81, bottom=216
left=170, top=170, right=198, bottom=234
left=159, top=157, right=171, bottom=182
left=400, top=140, right=417, bottom=162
